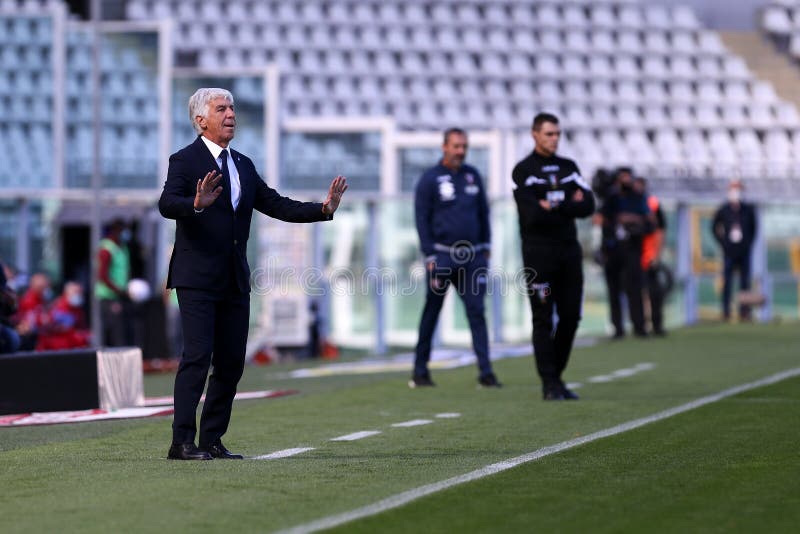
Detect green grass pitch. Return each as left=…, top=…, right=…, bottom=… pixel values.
left=1, top=322, right=798, bottom=533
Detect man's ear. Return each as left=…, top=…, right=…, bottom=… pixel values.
left=195, top=116, right=206, bottom=131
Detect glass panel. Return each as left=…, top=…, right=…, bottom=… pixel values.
left=399, top=147, right=489, bottom=192
left=379, top=199, right=424, bottom=344
left=0, top=200, right=46, bottom=274
left=65, top=30, right=161, bottom=188
left=0, top=201, right=16, bottom=262
left=281, top=132, right=380, bottom=192
left=321, top=200, right=376, bottom=347
left=1, top=14, right=55, bottom=188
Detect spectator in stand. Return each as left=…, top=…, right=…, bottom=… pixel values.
left=0, top=259, right=21, bottom=354
left=14, top=272, right=52, bottom=351
left=36, top=281, right=91, bottom=351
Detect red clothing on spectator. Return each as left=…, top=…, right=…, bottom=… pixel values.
left=35, top=295, right=90, bottom=350
left=14, top=289, right=49, bottom=332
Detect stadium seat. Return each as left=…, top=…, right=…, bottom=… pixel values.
left=616, top=30, right=641, bottom=53
left=643, top=103, right=669, bottom=127
left=761, top=5, right=792, bottom=36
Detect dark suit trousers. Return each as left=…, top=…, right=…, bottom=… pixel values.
left=173, top=286, right=249, bottom=447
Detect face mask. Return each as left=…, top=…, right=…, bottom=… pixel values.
left=621, top=182, right=633, bottom=192
left=728, top=189, right=741, bottom=203
left=120, top=229, right=133, bottom=242
left=68, top=294, right=84, bottom=307
left=42, top=287, right=53, bottom=301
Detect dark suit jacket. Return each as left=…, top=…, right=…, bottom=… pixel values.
left=159, top=136, right=330, bottom=293
left=711, top=201, right=757, bottom=259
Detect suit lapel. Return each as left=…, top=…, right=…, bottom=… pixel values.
left=194, top=136, right=232, bottom=211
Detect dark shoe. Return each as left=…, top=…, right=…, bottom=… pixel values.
left=204, top=441, right=244, bottom=460
left=610, top=332, right=625, bottom=341
left=478, top=373, right=502, bottom=388
left=168, top=443, right=213, bottom=461
left=652, top=328, right=667, bottom=337
left=543, top=388, right=565, bottom=401
left=633, top=330, right=649, bottom=338
left=561, top=387, right=580, bottom=400
left=408, top=373, right=436, bottom=388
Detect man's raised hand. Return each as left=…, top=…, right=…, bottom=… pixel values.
left=194, top=170, right=223, bottom=210
left=322, top=175, right=348, bottom=215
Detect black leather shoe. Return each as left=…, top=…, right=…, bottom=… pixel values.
left=562, top=387, right=580, bottom=400
left=204, top=441, right=243, bottom=459
left=543, top=385, right=565, bottom=401
left=168, top=443, right=213, bottom=460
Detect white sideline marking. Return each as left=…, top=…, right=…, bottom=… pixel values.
left=253, top=448, right=315, bottom=460
left=566, top=382, right=584, bottom=390
left=330, top=431, right=382, bottom=442
left=392, top=419, right=433, bottom=428
left=435, top=413, right=461, bottom=419
left=588, top=362, right=656, bottom=384
left=279, top=367, right=800, bottom=534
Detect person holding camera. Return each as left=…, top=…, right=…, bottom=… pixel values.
left=599, top=168, right=653, bottom=338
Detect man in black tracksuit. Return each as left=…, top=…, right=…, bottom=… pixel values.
left=412, top=128, right=501, bottom=388
left=512, top=113, right=595, bottom=400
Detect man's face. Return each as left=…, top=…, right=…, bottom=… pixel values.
left=442, top=132, right=468, bottom=169
left=532, top=121, right=560, bottom=157
left=197, top=97, right=236, bottom=146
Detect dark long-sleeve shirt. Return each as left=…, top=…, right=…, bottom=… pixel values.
left=415, top=162, right=491, bottom=259
left=511, top=151, right=595, bottom=244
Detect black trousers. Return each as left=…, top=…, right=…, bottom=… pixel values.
left=603, top=244, right=646, bottom=336
left=99, top=299, right=132, bottom=347
left=722, top=253, right=752, bottom=319
left=645, top=266, right=665, bottom=333
left=522, top=239, right=583, bottom=390
left=172, top=287, right=249, bottom=447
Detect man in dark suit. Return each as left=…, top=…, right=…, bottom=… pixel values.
left=159, top=88, right=347, bottom=460
left=712, top=179, right=757, bottom=321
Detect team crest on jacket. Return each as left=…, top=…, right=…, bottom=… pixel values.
left=465, top=173, right=474, bottom=184
left=438, top=180, right=456, bottom=201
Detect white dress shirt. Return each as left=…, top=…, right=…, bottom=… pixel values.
left=200, top=136, right=241, bottom=210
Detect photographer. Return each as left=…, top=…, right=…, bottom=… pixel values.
left=599, top=168, right=653, bottom=338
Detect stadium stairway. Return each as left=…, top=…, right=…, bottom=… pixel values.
left=720, top=30, right=800, bottom=111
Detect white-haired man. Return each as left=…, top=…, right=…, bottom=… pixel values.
left=159, top=88, right=347, bottom=460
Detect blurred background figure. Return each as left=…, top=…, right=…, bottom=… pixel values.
left=598, top=168, right=652, bottom=338
left=712, top=180, right=758, bottom=322
left=36, top=281, right=91, bottom=351
left=0, top=259, right=21, bottom=354
left=14, top=272, right=53, bottom=351
left=634, top=177, right=668, bottom=336
left=95, top=218, right=132, bottom=346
